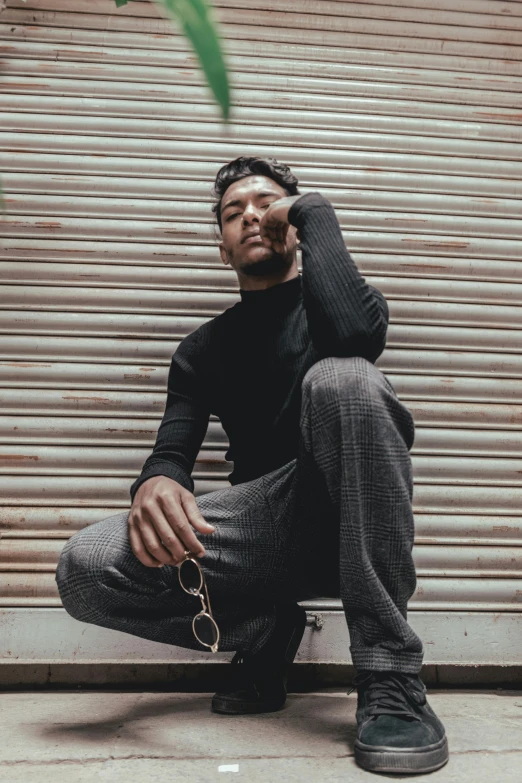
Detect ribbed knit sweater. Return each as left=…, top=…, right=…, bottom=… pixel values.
left=130, top=192, right=389, bottom=502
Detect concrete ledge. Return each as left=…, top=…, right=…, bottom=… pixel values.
left=1, top=607, right=521, bottom=666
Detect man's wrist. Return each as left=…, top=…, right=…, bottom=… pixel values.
left=287, top=192, right=330, bottom=228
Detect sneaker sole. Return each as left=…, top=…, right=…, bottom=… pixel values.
left=354, top=735, right=449, bottom=774
left=211, top=606, right=307, bottom=716
left=211, top=695, right=287, bottom=715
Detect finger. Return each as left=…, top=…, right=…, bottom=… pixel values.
left=182, top=494, right=216, bottom=536
left=159, top=497, right=207, bottom=559
left=139, top=518, right=178, bottom=565
left=129, top=523, right=164, bottom=568
left=150, top=513, right=188, bottom=563
left=259, top=223, right=274, bottom=243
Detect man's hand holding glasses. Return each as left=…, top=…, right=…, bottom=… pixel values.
left=128, top=475, right=220, bottom=652
left=129, top=475, right=216, bottom=568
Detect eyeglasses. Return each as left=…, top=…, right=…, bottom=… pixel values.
left=178, top=549, right=220, bottom=654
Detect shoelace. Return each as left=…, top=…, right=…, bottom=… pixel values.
left=348, top=671, right=426, bottom=721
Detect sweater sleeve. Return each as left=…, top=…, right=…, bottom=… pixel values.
left=129, top=328, right=211, bottom=503
left=288, top=191, right=389, bottom=363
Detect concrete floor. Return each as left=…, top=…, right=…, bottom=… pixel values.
left=0, top=690, right=520, bottom=782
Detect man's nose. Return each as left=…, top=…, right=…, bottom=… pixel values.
left=242, top=205, right=261, bottom=224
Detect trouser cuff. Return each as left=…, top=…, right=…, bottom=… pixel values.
left=350, top=646, right=424, bottom=674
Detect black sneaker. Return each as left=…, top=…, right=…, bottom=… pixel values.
left=352, top=670, right=449, bottom=774
left=211, top=601, right=307, bottom=715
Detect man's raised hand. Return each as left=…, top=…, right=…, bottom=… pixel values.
left=259, top=194, right=302, bottom=256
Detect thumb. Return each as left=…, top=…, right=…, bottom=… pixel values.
left=182, top=494, right=215, bottom=534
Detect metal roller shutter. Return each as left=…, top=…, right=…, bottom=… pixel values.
left=0, top=0, right=521, bottom=665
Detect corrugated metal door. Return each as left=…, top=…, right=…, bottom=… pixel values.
left=1, top=0, right=521, bottom=664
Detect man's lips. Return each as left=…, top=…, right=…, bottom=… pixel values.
left=243, top=235, right=264, bottom=244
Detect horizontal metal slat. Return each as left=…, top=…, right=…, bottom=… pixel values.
left=5, top=56, right=522, bottom=114
left=0, top=388, right=166, bottom=417
left=5, top=175, right=522, bottom=222
left=4, top=38, right=522, bottom=98
left=5, top=112, right=522, bottom=162
left=3, top=19, right=522, bottom=78
left=5, top=40, right=522, bottom=106
left=2, top=264, right=522, bottom=302
left=1, top=445, right=522, bottom=486
left=0, top=361, right=167, bottom=391
left=2, top=418, right=522, bottom=457
left=2, top=358, right=522, bottom=395
left=410, top=579, right=522, bottom=611
left=4, top=135, right=522, bottom=183
left=213, top=0, right=522, bottom=28
left=0, top=318, right=522, bottom=356
left=1, top=377, right=521, bottom=417
left=0, top=416, right=221, bottom=444
left=0, top=572, right=520, bottom=610
left=8, top=0, right=522, bottom=48
left=2, top=539, right=520, bottom=577
left=3, top=85, right=522, bottom=142
left=2, top=507, right=520, bottom=545
left=0, top=475, right=520, bottom=512
left=0, top=446, right=230, bottom=476
left=2, top=281, right=521, bottom=317
left=2, top=392, right=522, bottom=430
left=2, top=240, right=522, bottom=279
left=408, top=401, right=522, bottom=429
left=414, top=514, right=522, bottom=546
left=0, top=274, right=508, bottom=310
left=0, top=506, right=123, bottom=536
left=4, top=223, right=522, bottom=265
left=320, top=0, right=522, bottom=19
left=0, top=311, right=202, bottom=340
left=413, top=428, right=522, bottom=457
left=6, top=195, right=522, bottom=240
left=2, top=333, right=522, bottom=375
left=0, top=34, right=522, bottom=95
left=379, top=350, right=522, bottom=379
left=5, top=157, right=522, bottom=203
left=21, top=0, right=522, bottom=33
left=0, top=416, right=163, bottom=445
left=2, top=362, right=522, bottom=399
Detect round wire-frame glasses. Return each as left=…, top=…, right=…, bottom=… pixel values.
left=178, top=549, right=220, bottom=654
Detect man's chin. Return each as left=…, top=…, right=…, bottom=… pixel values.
left=239, top=252, right=289, bottom=277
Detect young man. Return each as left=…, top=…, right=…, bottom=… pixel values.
left=56, top=156, right=448, bottom=774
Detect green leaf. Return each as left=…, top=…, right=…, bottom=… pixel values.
left=113, top=0, right=230, bottom=121
left=159, top=0, right=230, bottom=122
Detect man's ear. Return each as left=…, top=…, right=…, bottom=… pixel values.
left=296, top=229, right=301, bottom=245
left=219, top=242, right=229, bottom=266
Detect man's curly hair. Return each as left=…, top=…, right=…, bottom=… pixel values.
left=211, top=155, right=301, bottom=233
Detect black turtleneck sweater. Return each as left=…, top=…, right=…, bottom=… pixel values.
left=130, top=192, right=389, bottom=501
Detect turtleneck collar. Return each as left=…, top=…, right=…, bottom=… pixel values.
left=239, top=273, right=302, bottom=310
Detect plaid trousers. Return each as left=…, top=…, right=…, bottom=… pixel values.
left=55, top=356, right=424, bottom=672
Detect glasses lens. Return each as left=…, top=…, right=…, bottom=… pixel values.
left=179, top=558, right=203, bottom=594
left=193, top=613, right=219, bottom=647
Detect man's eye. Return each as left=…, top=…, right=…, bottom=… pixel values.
left=226, top=213, right=240, bottom=221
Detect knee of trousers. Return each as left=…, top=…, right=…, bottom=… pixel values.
left=301, top=355, right=385, bottom=403
left=55, top=526, right=113, bottom=622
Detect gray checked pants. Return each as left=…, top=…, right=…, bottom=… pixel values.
left=55, top=356, right=424, bottom=672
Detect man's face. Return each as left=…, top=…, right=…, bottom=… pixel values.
left=218, top=175, right=298, bottom=278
